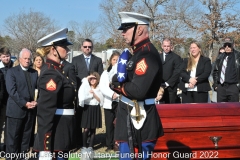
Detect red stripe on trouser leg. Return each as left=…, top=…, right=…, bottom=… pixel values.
left=134, top=147, right=138, bottom=154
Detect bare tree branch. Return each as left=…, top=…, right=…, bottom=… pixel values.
left=4, top=9, right=57, bottom=53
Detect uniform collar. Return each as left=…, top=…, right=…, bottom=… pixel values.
left=46, top=58, right=63, bottom=70
left=132, top=38, right=150, bottom=53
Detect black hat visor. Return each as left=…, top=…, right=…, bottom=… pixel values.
left=118, top=23, right=137, bottom=30
left=52, top=39, right=73, bottom=46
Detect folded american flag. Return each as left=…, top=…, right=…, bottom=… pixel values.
left=117, top=48, right=130, bottom=82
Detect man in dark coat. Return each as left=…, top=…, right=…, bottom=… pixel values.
left=213, top=37, right=240, bottom=102
left=5, top=48, right=38, bottom=159
left=0, top=47, right=14, bottom=151
left=159, top=38, right=182, bottom=104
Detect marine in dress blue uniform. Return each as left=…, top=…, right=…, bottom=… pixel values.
left=33, top=28, right=77, bottom=160
left=112, top=12, right=164, bottom=160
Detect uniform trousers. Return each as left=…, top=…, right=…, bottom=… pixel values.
left=6, top=111, right=34, bottom=159
left=75, top=107, right=83, bottom=148
left=217, top=83, right=239, bottom=102
left=104, top=101, right=118, bottom=149
left=119, top=141, right=156, bottom=160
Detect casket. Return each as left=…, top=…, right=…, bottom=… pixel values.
left=154, top=102, right=240, bottom=160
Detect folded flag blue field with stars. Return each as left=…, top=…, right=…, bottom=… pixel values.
left=117, top=48, right=130, bottom=82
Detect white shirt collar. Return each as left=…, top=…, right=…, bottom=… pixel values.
left=20, top=64, right=29, bottom=71
left=84, top=54, right=91, bottom=59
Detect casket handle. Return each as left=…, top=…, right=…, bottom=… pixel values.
left=209, top=136, right=222, bottom=149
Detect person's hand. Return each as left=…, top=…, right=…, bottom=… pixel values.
left=155, top=87, right=164, bottom=101
left=112, top=92, right=119, bottom=100
left=87, top=75, right=96, bottom=81
left=89, top=89, right=94, bottom=94
left=189, top=77, right=197, bottom=86
left=188, top=83, right=195, bottom=89
left=31, top=101, right=37, bottom=108
left=111, top=74, right=122, bottom=94
left=25, top=102, right=36, bottom=109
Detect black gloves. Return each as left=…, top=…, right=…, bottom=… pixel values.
left=110, top=74, right=122, bottom=94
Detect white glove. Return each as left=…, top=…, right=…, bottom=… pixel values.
left=39, top=151, right=52, bottom=160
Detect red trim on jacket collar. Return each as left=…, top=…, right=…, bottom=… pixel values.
left=46, top=58, right=63, bottom=70
left=132, top=38, right=151, bottom=53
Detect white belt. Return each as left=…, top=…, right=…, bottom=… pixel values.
left=55, top=109, right=74, bottom=115
left=120, top=96, right=155, bottom=106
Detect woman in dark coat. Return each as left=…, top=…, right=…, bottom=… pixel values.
left=179, top=41, right=212, bottom=103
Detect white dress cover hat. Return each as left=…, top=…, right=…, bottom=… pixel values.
left=118, top=12, right=152, bottom=30
left=37, top=28, right=72, bottom=47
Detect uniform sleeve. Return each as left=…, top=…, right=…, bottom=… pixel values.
left=122, top=52, right=159, bottom=100
left=71, top=58, right=78, bottom=77
left=68, top=64, right=77, bottom=87
left=37, top=70, right=62, bottom=151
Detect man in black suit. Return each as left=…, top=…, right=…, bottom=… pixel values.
left=160, top=38, right=182, bottom=103
left=71, top=39, right=103, bottom=150
left=213, top=37, right=240, bottom=102
left=72, top=38, right=103, bottom=88
left=5, top=48, right=38, bottom=158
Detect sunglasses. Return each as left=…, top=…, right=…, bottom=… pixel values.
left=83, top=46, right=92, bottom=49
left=224, top=43, right=232, bottom=48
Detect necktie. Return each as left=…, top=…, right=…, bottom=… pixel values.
left=220, top=56, right=228, bottom=84
left=85, top=58, right=89, bottom=70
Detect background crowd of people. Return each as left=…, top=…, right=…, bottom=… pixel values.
left=0, top=16, right=239, bottom=160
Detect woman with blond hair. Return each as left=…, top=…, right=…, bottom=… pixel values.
left=32, top=55, right=44, bottom=76
left=179, top=41, right=212, bottom=103
left=33, top=28, right=76, bottom=160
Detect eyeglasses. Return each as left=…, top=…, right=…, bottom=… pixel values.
left=83, top=46, right=92, bottom=49
left=224, top=43, right=232, bottom=48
